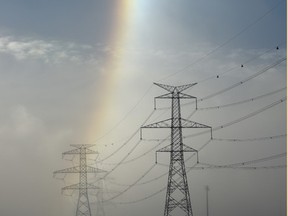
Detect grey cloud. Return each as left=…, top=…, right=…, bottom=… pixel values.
left=0, top=35, right=95, bottom=63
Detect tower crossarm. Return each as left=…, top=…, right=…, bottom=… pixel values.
left=86, top=165, right=106, bottom=173
left=181, top=119, right=212, bottom=139
left=154, top=82, right=197, bottom=93
left=141, top=118, right=171, bottom=139
left=62, top=183, right=100, bottom=191
left=62, top=148, right=98, bottom=156
left=62, top=148, right=82, bottom=155
left=155, top=92, right=196, bottom=99
left=141, top=119, right=212, bottom=140
left=175, top=83, right=197, bottom=93
left=155, top=92, right=173, bottom=99
left=54, top=166, right=81, bottom=174
left=85, top=148, right=99, bottom=154
left=54, top=166, right=106, bottom=174
left=179, top=93, right=197, bottom=99
left=142, top=118, right=172, bottom=128
left=154, top=93, right=197, bottom=110
left=156, top=144, right=198, bottom=163
left=181, top=119, right=211, bottom=128
left=141, top=118, right=210, bottom=129
left=157, top=144, right=197, bottom=153
left=71, top=144, right=95, bottom=149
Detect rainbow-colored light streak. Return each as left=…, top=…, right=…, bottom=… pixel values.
left=85, top=1, right=138, bottom=143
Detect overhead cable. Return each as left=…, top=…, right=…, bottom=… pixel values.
left=195, top=43, right=285, bottom=84
left=109, top=139, right=211, bottom=187
left=102, top=163, right=157, bottom=202
left=159, top=57, right=286, bottom=110
left=198, top=57, right=286, bottom=102
left=102, top=137, right=168, bottom=166
left=157, top=0, right=283, bottom=81
left=199, top=152, right=286, bottom=168
left=185, top=96, right=286, bottom=139
left=198, top=87, right=286, bottom=110
left=213, top=134, right=286, bottom=142
left=92, top=84, right=154, bottom=142
left=97, top=110, right=155, bottom=162
left=113, top=162, right=200, bottom=204
left=186, top=165, right=286, bottom=170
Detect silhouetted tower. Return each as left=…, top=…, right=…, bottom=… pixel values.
left=141, top=83, right=212, bottom=216
left=54, top=144, right=106, bottom=216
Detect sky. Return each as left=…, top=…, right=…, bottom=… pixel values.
left=0, top=1, right=286, bottom=216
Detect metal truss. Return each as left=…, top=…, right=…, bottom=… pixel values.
left=141, top=83, right=212, bottom=216
left=54, top=144, right=106, bottom=216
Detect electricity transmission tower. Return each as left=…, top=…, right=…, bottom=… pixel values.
left=141, top=83, right=212, bottom=216
left=205, top=185, right=210, bottom=216
left=95, top=180, right=106, bottom=216
left=54, top=144, right=106, bottom=216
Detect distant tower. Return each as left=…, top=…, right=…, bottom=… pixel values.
left=54, top=144, right=106, bottom=216
left=141, top=83, right=212, bottom=216
left=94, top=161, right=107, bottom=216
left=205, top=186, right=209, bottom=216
left=95, top=181, right=106, bottom=216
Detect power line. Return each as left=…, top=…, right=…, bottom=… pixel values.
left=159, top=57, right=286, bottom=110
left=198, top=87, right=286, bottom=110
left=100, top=139, right=142, bottom=179
left=97, top=110, right=155, bottom=163
left=101, top=109, right=197, bottom=166
left=102, top=137, right=168, bottom=166
left=92, top=84, right=154, bottom=143
left=159, top=153, right=286, bottom=169
left=196, top=43, right=285, bottom=84
left=95, top=57, right=286, bottom=206
left=109, top=139, right=212, bottom=187
left=212, top=134, right=286, bottom=142
left=90, top=56, right=285, bottom=208
left=96, top=130, right=139, bottom=162
left=102, top=163, right=157, bottom=202
left=110, top=169, right=168, bottom=187
left=202, top=152, right=286, bottom=167
left=112, top=156, right=286, bottom=205
left=113, top=162, right=200, bottom=205
left=157, top=0, right=284, bottom=82
left=185, top=165, right=286, bottom=170
left=185, top=96, right=286, bottom=139
left=198, top=57, right=286, bottom=102
left=107, top=144, right=202, bottom=189
left=105, top=96, right=285, bottom=190
left=110, top=149, right=285, bottom=205
left=115, top=185, right=166, bottom=205
left=82, top=44, right=281, bottom=146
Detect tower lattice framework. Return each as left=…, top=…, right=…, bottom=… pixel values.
left=54, top=144, right=106, bottom=216
left=141, top=83, right=212, bottom=216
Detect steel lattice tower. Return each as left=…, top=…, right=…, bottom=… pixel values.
left=54, top=144, right=106, bottom=216
left=141, top=83, right=212, bottom=216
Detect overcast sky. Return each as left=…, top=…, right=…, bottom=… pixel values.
left=0, top=1, right=286, bottom=216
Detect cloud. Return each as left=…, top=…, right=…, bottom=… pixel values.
left=0, top=35, right=95, bottom=63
